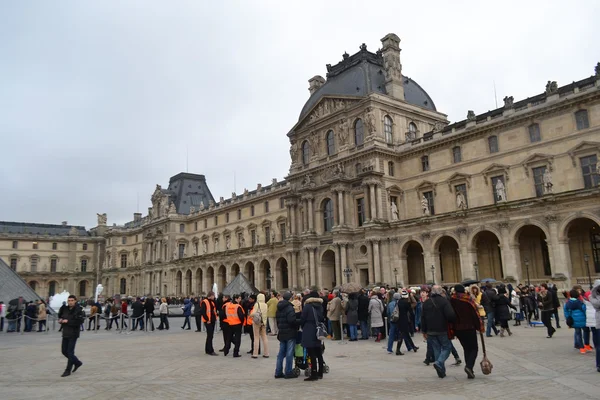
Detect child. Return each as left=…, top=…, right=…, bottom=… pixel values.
left=564, top=289, right=587, bottom=354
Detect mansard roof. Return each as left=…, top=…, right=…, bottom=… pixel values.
left=0, top=221, right=89, bottom=236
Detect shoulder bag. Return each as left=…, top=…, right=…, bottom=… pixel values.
left=312, top=307, right=328, bottom=341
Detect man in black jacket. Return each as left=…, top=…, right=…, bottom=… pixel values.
left=274, top=292, right=299, bottom=379
left=145, top=297, right=155, bottom=331
left=550, top=284, right=561, bottom=329
left=483, top=283, right=499, bottom=337
left=131, top=297, right=145, bottom=331
left=58, top=295, right=85, bottom=377
left=421, top=286, right=456, bottom=379
left=358, top=290, right=370, bottom=339
left=192, top=297, right=202, bottom=332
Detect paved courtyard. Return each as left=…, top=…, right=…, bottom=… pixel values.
left=1, top=322, right=599, bottom=400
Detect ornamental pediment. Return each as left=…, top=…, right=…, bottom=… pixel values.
left=481, top=163, right=510, bottom=184
left=567, top=141, right=600, bottom=166
left=296, top=97, right=361, bottom=131
left=521, top=153, right=554, bottom=176
left=415, top=180, right=437, bottom=195
left=446, top=172, right=471, bottom=191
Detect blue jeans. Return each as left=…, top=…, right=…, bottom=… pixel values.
left=573, top=327, right=583, bottom=349
left=360, top=320, right=369, bottom=339
left=486, top=311, right=497, bottom=337
left=387, top=324, right=398, bottom=352
left=275, top=339, right=295, bottom=376
left=428, top=334, right=452, bottom=374
left=348, top=324, right=357, bottom=340
left=583, top=327, right=597, bottom=347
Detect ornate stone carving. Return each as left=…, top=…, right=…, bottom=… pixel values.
left=97, top=213, right=107, bottom=226
left=390, top=201, right=399, bottom=221
left=305, top=98, right=350, bottom=125
left=545, top=215, right=559, bottom=224
left=497, top=222, right=510, bottom=230
left=308, top=130, right=320, bottom=156
left=271, top=230, right=276, bottom=244
left=421, top=195, right=431, bottom=216
left=495, top=179, right=507, bottom=202
left=432, top=121, right=445, bottom=133
left=289, top=141, right=298, bottom=163
left=199, top=201, right=205, bottom=211
left=456, top=191, right=467, bottom=211
left=545, top=80, right=558, bottom=94
left=337, top=118, right=349, bottom=145
left=466, top=110, right=476, bottom=121
left=301, top=173, right=315, bottom=188
left=202, top=241, right=207, bottom=254
left=503, top=96, right=514, bottom=109
left=231, top=192, right=236, bottom=199
left=383, top=50, right=402, bottom=81
left=543, top=169, right=553, bottom=194
left=189, top=206, right=196, bottom=214
left=420, top=232, right=431, bottom=241
left=365, top=107, right=377, bottom=135
left=208, top=200, right=215, bottom=209
left=455, top=227, right=468, bottom=237
left=596, top=62, right=600, bottom=77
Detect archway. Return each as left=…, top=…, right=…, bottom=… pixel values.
left=230, top=263, right=240, bottom=281
left=175, top=271, right=182, bottom=296
left=516, top=225, right=551, bottom=284
left=218, top=265, right=227, bottom=289
left=195, top=268, right=203, bottom=294
left=473, top=231, right=503, bottom=281
left=276, top=257, right=289, bottom=289
left=244, top=261, right=255, bottom=287
left=185, top=269, right=192, bottom=295
left=206, top=266, right=215, bottom=289
left=259, top=260, right=272, bottom=290
left=565, top=218, right=600, bottom=282
left=405, top=241, right=425, bottom=285
left=320, top=250, right=336, bottom=290
left=437, top=236, right=462, bottom=284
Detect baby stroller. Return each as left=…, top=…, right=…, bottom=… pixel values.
left=292, top=331, right=330, bottom=377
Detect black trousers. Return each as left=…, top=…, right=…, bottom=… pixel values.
left=225, top=324, right=242, bottom=356
left=552, top=308, right=561, bottom=327
left=455, top=330, right=478, bottom=370
left=205, top=322, right=215, bottom=354
left=195, top=315, right=202, bottom=331
left=146, top=313, right=155, bottom=330
left=61, top=337, right=81, bottom=371
left=541, top=310, right=555, bottom=337
left=306, top=346, right=324, bottom=377
left=221, top=323, right=230, bottom=348
left=396, top=331, right=416, bottom=351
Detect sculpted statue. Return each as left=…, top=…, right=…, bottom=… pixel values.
left=231, top=192, right=236, bottom=199
left=214, top=238, right=219, bottom=251
left=466, top=110, right=476, bottom=121
left=545, top=80, right=558, bottom=94
left=543, top=169, right=553, bottom=194
left=199, top=201, right=205, bottom=211
left=172, top=250, right=177, bottom=261
left=193, top=245, right=197, bottom=256
left=289, top=142, right=298, bottom=162
left=240, top=235, right=246, bottom=247
left=97, top=213, right=107, bottom=226
left=189, top=206, right=196, bottom=214
left=168, top=201, right=176, bottom=214
left=202, top=241, right=207, bottom=254
left=308, top=131, right=319, bottom=156
left=365, top=108, right=377, bottom=134
left=503, top=96, right=514, bottom=108
left=390, top=202, right=399, bottom=221
left=495, top=179, right=507, bottom=202
left=301, top=173, right=314, bottom=187
left=596, top=62, right=600, bottom=77
left=148, top=207, right=153, bottom=218
left=456, top=191, right=467, bottom=210
left=271, top=230, right=276, bottom=243
left=243, top=189, right=249, bottom=197
left=226, top=236, right=231, bottom=250
left=421, top=195, right=430, bottom=217
left=337, top=118, right=349, bottom=145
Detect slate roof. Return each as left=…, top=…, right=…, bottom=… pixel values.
left=167, top=173, right=215, bottom=215
left=299, top=46, right=436, bottom=120
left=0, top=257, right=48, bottom=308
left=222, top=273, right=259, bottom=296
left=0, top=221, right=89, bottom=236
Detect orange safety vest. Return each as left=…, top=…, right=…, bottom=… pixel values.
left=221, top=303, right=229, bottom=324
left=201, top=299, right=212, bottom=323
left=225, top=302, right=242, bottom=326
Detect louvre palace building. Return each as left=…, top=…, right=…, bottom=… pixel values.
left=1, top=33, right=600, bottom=299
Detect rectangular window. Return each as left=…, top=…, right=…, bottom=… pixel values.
left=194, top=221, right=198, bottom=231
left=81, top=259, right=87, bottom=272
left=455, top=184, right=468, bottom=208
left=120, top=254, right=127, bottom=269
left=421, top=156, right=429, bottom=172
left=204, top=219, right=208, bottom=229
left=251, top=230, right=256, bottom=246
left=280, top=223, right=286, bottom=241
left=355, top=163, right=362, bottom=175
left=214, top=216, right=218, bottom=226
left=264, top=201, right=269, bottom=213
left=179, top=224, right=185, bottom=233
left=265, top=227, right=271, bottom=244
left=237, top=209, right=242, bottom=220
left=135, top=235, right=139, bottom=243
left=488, top=136, right=499, bottom=153
left=575, top=110, right=589, bottom=130
left=251, top=205, right=255, bottom=216
left=12, top=241, right=18, bottom=249
left=491, top=175, right=506, bottom=203
left=532, top=166, right=546, bottom=197
left=581, top=155, right=599, bottom=189
left=528, top=124, right=541, bottom=142
left=423, top=191, right=435, bottom=215
left=50, top=258, right=57, bottom=272
left=10, top=258, right=17, bottom=271
left=32, top=242, right=38, bottom=250
left=226, top=212, right=230, bottom=223
left=122, top=236, right=127, bottom=245
left=452, top=147, right=462, bottom=163
left=82, top=243, right=88, bottom=251
left=179, top=244, right=185, bottom=259
left=31, top=257, right=38, bottom=272
left=356, top=198, right=365, bottom=227
left=388, top=161, right=395, bottom=176
left=52, top=242, right=57, bottom=250
left=280, top=198, right=285, bottom=209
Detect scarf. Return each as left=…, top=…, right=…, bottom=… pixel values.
left=452, top=292, right=484, bottom=332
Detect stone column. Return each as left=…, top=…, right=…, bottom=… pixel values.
left=363, top=185, right=371, bottom=221
left=332, top=192, right=339, bottom=227
left=287, top=205, right=292, bottom=235
left=338, top=191, right=345, bottom=226
left=375, top=184, right=383, bottom=220
left=373, top=240, right=381, bottom=283
left=499, top=223, right=519, bottom=282
left=547, top=216, right=570, bottom=282
left=289, top=251, right=297, bottom=289
left=309, top=248, right=316, bottom=287
left=369, top=184, right=377, bottom=220
left=367, top=241, right=374, bottom=284
left=334, top=245, right=341, bottom=286
left=423, top=251, right=435, bottom=284
left=340, top=244, right=348, bottom=282
left=399, top=256, right=409, bottom=288
left=307, top=198, right=314, bottom=233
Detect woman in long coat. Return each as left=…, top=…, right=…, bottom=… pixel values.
left=345, top=293, right=359, bottom=341
left=495, top=286, right=516, bottom=337
left=368, top=291, right=384, bottom=342
left=301, top=291, right=325, bottom=381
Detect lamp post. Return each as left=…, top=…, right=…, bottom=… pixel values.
left=343, top=267, right=352, bottom=283
left=584, top=254, right=592, bottom=290
left=524, top=257, right=531, bottom=287
left=430, top=265, right=435, bottom=285
left=473, top=262, right=479, bottom=281
left=393, top=268, right=398, bottom=287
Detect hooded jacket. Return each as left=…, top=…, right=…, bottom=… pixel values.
left=251, top=293, right=269, bottom=325
left=276, top=299, right=299, bottom=341
left=301, top=297, right=324, bottom=348
left=344, top=295, right=359, bottom=326
left=564, top=297, right=586, bottom=328
left=590, top=280, right=600, bottom=329
left=182, top=299, right=192, bottom=317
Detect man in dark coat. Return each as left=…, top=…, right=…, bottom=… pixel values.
left=58, top=295, right=85, bottom=377
left=483, top=283, right=499, bottom=337
left=395, top=290, right=418, bottom=355
left=145, top=296, right=156, bottom=331
left=550, top=284, right=561, bottom=329
left=192, top=297, right=202, bottom=332
left=358, top=290, right=370, bottom=340
left=131, top=297, right=145, bottom=331
left=274, top=291, right=299, bottom=379
left=450, top=284, right=482, bottom=379
left=421, top=285, right=456, bottom=379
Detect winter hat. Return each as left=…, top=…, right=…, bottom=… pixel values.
left=393, top=293, right=402, bottom=300
left=497, top=286, right=507, bottom=295
left=283, top=291, right=293, bottom=301
left=400, top=290, right=409, bottom=299
left=454, top=284, right=466, bottom=294
left=309, top=290, right=320, bottom=299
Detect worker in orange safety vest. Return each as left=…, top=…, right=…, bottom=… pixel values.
left=200, top=291, right=217, bottom=356
left=223, top=294, right=245, bottom=357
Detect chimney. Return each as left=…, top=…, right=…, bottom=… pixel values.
left=308, top=75, right=326, bottom=95
left=134, top=213, right=142, bottom=222
left=62, top=221, right=68, bottom=226
left=380, top=33, right=404, bottom=100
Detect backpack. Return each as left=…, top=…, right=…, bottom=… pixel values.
left=390, top=302, right=400, bottom=323
left=252, top=304, right=264, bottom=326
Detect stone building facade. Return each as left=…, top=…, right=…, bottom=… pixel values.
left=1, top=33, right=599, bottom=298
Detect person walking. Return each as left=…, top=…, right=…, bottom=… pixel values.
left=250, top=293, right=269, bottom=359
left=368, top=291, right=384, bottom=342
left=131, top=297, right=145, bottom=331
left=386, top=292, right=400, bottom=353
left=539, top=284, right=556, bottom=338
left=482, top=283, right=499, bottom=337
left=395, top=290, right=418, bottom=355
left=218, top=294, right=231, bottom=352
left=157, top=298, right=170, bottom=330
left=301, top=291, right=325, bottom=381
left=180, top=298, right=192, bottom=330
left=274, top=291, right=299, bottom=379
left=589, top=280, right=600, bottom=373
left=564, top=289, right=587, bottom=353
left=267, top=292, right=279, bottom=336
left=37, top=300, right=47, bottom=332
left=550, top=283, right=562, bottom=329
left=58, top=295, right=84, bottom=377
left=0, top=301, right=5, bottom=332
left=243, top=295, right=257, bottom=354
left=145, top=296, right=156, bottom=331
left=450, top=284, right=482, bottom=379
left=120, top=299, right=128, bottom=329
left=327, top=290, right=342, bottom=340
left=223, top=294, right=245, bottom=358
left=200, top=292, right=217, bottom=355
left=193, top=297, right=202, bottom=332
left=583, top=290, right=597, bottom=354
left=495, top=286, right=516, bottom=337
left=421, top=285, right=456, bottom=379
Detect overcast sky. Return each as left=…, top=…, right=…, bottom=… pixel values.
left=1, top=1, right=598, bottom=228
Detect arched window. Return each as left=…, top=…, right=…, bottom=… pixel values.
left=29, top=281, right=37, bottom=291
left=384, top=116, right=393, bottom=144
left=488, top=136, right=499, bottom=153
left=81, top=259, right=87, bottom=272
left=407, top=122, right=417, bottom=140
left=120, top=278, right=127, bottom=294
left=326, top=130, right=335, bottom=155
left=354, top=119, right=364, bottom=146
left=79, top=281, right=87, bottom=297
left=323, top=199, right=334, bottom=232
left=302, top=141, right=310, bottom=165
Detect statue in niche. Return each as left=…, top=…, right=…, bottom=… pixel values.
left=193, top=245, right=198, bottom=256
left=495, top=179, right=507, bottom=202
left=390, top=201, right=399, bottom=221
left=543, top=169, right=553, bottom=194
left=337, top=118, right=349, bottom=145
left=240, top=235, right=246, bottom=248
left=421, top=195, right=431, bottom=217
left=308, top=131, right=320, bottom=155
left=189, top=206, right=196, bottom=214
left=97, top=213, right=107, bottom=226
left=226, top=236, right=231, bottom=250
left=456, top=191, right=467, bottom=210
left=172, top=251, right=177, bottom=261
left=168, top=201, right=176, bottom=214
left=365, top=108, right=377, bottom=134
left=271, top=230, right=276, bottom=244
left=202, top=241, right=207, bottom=254
left=214, top=238, right=219, bottom=251
left=255, top=233, right=260, bottom=245
left=301, top=173, right=314, bottom=187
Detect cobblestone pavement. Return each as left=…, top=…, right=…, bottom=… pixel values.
left=1, top=322, right=599, bottom=400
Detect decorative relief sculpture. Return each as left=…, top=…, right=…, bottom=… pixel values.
left=168, top=202, right=176, bottom=214
left=545, top=80, right=558, bottom=94
left=199, top=201, right=205, bottom=211
left=172, top=251, right=177, bottom=261
left=226, top=236, right=231, bottom=250
left=421, top=195, right=431, bottom=216
left=255, top=233, right=260, bottom=245
left=301, top=173, right=315, bottom=187
left=214, top=238, right=219, bottom=251
left=240, top=236, right=246, bottom=247
left=271, top=231, right=276, bottom=244
left=289, top=141, right=299, bottom=162
left=495, top=179, right=507, bottom=202
left=306, top=99, right=349, bottom=125
left=390, top=202, right=399, bottom=221
left=208, top=200, right=215, bottom=209
left=189, top=206, right=196, bottom=214
left=97, top=213, right=107, bottom=226
left=308, top=130, right=320, bottom=156
left=466, top=110, right=476, bottom=121
left=503, top=96, right=514, bottom=108
left=202, top=241, right=207, bottom=254
left=383, top=52, right=402, bottom=80
left=365, top=108, right=377, bottom=134
left=456, top=191, right=467, bottom=210
left=337, top=118, right=349, bottom=145
left=543, top=169, right=553, bottom=194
